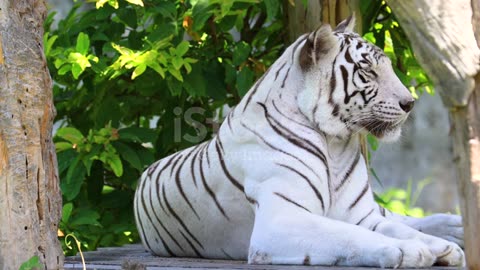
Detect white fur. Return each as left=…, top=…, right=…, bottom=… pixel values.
left=134, top=18, right=464, bottom=268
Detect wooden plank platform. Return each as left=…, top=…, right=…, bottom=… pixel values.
left=64, top=244, right=463, bottom=270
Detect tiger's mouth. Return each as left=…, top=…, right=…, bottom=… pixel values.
left=359, top=119, right=404, bottom=138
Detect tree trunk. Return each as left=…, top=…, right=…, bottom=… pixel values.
left=386, top=0, right=480, bottom=268
left=284, top=0, right=352, bottom=43
left=0, top=0, right=63, bottom=269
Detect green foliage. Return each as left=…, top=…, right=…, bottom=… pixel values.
left=46, top=0, right=286, bottom=255
left=375, top=179, right=431, bottom=218
left=18, top=256, right=43, bottom=270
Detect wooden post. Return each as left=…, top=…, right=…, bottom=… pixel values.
left=386, top=0, right=480, bottom=268
left=284, top=0, right=352, bottom=43
left=0, top=0, right=63, bottom=269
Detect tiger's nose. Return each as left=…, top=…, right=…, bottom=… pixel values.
left=399, top=99, right=415, bottom=112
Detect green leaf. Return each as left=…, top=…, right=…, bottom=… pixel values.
left=373, top=192, right=388, bottom=205
left=108, top=154, right=123, bottom=177
left=136, top=147, right=155, bottom=168
left=132, top=64, right=146, bottom=79
left=112, top=141, right=143, bottom=171
left=118, top=127, right=157, bottom=143
left=171, top=56, right=183, bottom=70
left=168, top=68, right=183, bottom=82
left=19, top=256, right=43, bottom=270
left=58, top=64, right=71, bottom=76
left=71, top=63, right=83, bottom=79
left=191, top=0, right=214, bottom=31
left=117, top=6, right=137, bottom=28
left=56, top=127, right=84, bottom=145
left=55, top=142, right=73, bottom=152
left=76, top=32, right=90, bottom=55
left=264, top=0, right=280, bottom=21
left=62, top=203, right=74, bottom=223
left=236, top=67, right=255, bottom=97
left=175, top=41, right=190, bottom=57
left=125, top=0, right=144, bottom=6
left=146, top=61, right=165, bottom=78
left=108, top=0, right=119, bottom=9
left=367, top=134, right=379, bottom=151
left=44, top=33, right=58, bottom=57
left=96, top=0, right=109, bottom=8
left=183, top=65, right=206, bottom=97
left=233, top=42, right=251, bottom=66
left=70, top=208, right=101, bottom=227
left=57, top=150, right=77, bottom=175
left=82, top=144, right=102, bottom=174
left=65, top=155, right=81, bottom=184
left=219, top=0, right=234, bottom=18
left=62, top=156, right=86, bottom=201
left=370, top=167, right=384, bottom=188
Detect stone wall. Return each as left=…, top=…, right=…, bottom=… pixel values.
left=371, top=93, right=459, bottom=213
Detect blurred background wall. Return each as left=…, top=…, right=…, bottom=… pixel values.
left=371, top=93, right=459, bottom=213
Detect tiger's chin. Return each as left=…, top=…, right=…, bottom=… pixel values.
left=374, top=127, right=402, bottom=142
left=364, top=120, right=404, bottom=142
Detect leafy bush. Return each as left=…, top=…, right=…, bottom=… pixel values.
left=375, top=179, right=432, bottom=218
left=46, top=0, right=286, bottom=255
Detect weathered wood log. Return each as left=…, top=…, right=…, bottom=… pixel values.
left=0, top=0, right=63, bottom=269
left=386, top=0, right=480, bottom=269
left=284, top=0, right=352, bottom=43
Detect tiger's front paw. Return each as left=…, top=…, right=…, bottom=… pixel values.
left=419, top=233, right=465, bottom=267
left=376, top=240, right=435, bottom=268
left=413, top=214, right=464, bottom=248
left=431, top=241, right=465, bottom=266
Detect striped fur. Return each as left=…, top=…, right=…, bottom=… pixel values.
left=134, top=16, right=464, bottom=267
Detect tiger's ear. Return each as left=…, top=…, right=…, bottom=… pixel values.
left=334, top=15, right=355, bottom=33
left=299, top=24, right=337, bottom=72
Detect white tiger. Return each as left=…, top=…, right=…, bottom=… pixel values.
left=134, top=16, right=465, bottom=267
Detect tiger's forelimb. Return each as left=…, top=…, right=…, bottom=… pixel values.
left=384, top=210, right=464, bottom=248
left=246, top=177, right=436, bottom=268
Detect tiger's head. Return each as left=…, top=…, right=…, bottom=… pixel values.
left=297, top=16, right=414, bottom=142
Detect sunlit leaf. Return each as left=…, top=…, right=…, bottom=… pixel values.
left=44, top=33, right=58, bottom=56
left=55, top=142, right=73, bottom=152
left=132, top=64, right=146, bottom=79
left=108, top=154, right=123, bottom=177
left=76, top=32, right=90, bottom=55
left=176, top=41, right=190, bottom=57
left=57, top=65, right=70, bottom=76
left=171, top=57, right=183, bottom=70
left=71, top=63, right=83, bottom=79
left=125, top=0, right=144, bottom=6
left=168, top=68, right=183, bottom=82
left=56, top=127, right=84, bottom=145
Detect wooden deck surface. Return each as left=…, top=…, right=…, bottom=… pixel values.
left=64, top=244, right=463, bottom=270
